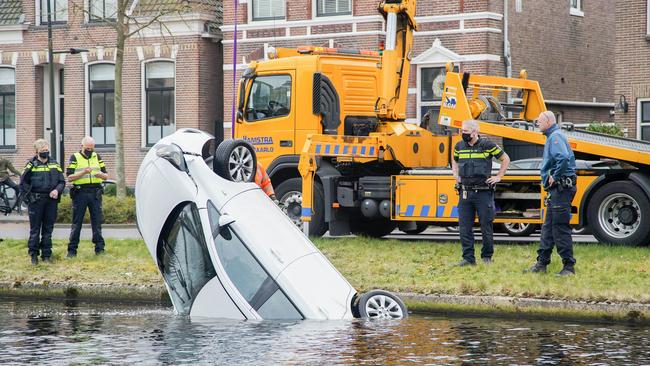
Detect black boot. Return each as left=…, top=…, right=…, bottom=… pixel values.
left=523, top=261, right=547, bottom=273
left=31, top=255, right=38, bottom=265
left=557, top=264, right=576, bottom=276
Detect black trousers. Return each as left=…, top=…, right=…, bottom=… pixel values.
left=68, top=189, right=105, bottom=254
left=27, top=197, right=58, bottom=258
left=538, top=185, right=577, bottom=266
left=458, top=189, right=495, bottom=263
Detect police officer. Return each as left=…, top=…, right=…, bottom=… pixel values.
left=525, top=111, right=577, bottom=276
left=19, top=139, right=65, bottom=265
left=66, top=136, right=109, bottom=257
left=452, top=120, right=510, bottom=266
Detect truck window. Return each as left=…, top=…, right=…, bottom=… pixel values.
left=158, top=202, right=217, bottom=316
left=245, top=75, right=291, bottom=122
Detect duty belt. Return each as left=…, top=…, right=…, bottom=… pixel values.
left=461, top=184, right=492, bottom=191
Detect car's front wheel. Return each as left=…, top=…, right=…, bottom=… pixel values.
left=499, top=222, right=538, bottom=237
left=356, top=290, right=408, bottom=319
left=214, top=139, right=257, bottom=183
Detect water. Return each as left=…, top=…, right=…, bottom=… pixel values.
left=0, top=299, right=648, bottom=365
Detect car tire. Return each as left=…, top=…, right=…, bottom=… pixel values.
left=214, top=139, right=257, bottom=183
left=499, top=222, right=538, bottom=237
left=402, top=222, right=429, bottom=235
left=588, top=181, right=650, bottom=246
left=357, top=290, right=408, bottom=319
left=275, top=178, right=327, bottom=237
left=351, top=218, right=397, bottom=238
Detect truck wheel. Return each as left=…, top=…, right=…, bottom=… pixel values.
left=499, top=222, right=537, bottom=237
left=356, top=290, right=408, bottom=319
left=214, top=139, right=257, bottom=183
left=402, top=222, right=429, bottom=235
left=588, top=181, right=650, bottom=246
left=351, top=218, right=397, bottom=238
left=275, top=178, right=327, bottom=237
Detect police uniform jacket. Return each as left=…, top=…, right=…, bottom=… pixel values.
left=19, top=157, right=65, bottom=195
left=453, top=137, right=504, bottom=186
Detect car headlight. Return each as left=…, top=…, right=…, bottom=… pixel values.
left=156, top=143, right=188, bottom=172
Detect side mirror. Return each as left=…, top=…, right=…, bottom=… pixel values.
left=155, top=143, right=188, bottom=172
left=218, top=214, right=236, bottom=230
left=236, top=110, right=243, bottom=122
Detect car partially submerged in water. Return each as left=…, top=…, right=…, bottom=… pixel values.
left=135, top=129, right=407, bottom=320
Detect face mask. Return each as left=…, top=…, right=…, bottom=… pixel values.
left=461, top=133, right=473, bottom=143
left=38, top=151, right=50, bottom=160
left=84, top=149, right=94, bottom=157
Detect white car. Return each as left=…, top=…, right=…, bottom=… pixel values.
left=135, top=129, right=407, bottom=320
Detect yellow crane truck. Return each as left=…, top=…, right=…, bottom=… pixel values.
left=232, top=0, right=650, bottom=246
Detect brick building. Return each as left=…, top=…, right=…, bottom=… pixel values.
left=0, top=0, right=223, bottom=186
left=221, top=0, right=615, bottom=136
left=615, top=0, right=650, bottom=140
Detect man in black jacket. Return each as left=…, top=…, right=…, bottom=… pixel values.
left=20, top=139, right=65, bottom=265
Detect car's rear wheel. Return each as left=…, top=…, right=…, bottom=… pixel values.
left=588, top=181, right=650, bottom=246
left=214, top=139, right=257, bottom=183
left=357, top=290, right=408, bottom=319
left=275, top=178, right=327, bottom=237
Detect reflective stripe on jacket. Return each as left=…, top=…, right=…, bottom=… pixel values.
left=69, top=152, right=105, bottom=186
left=255, top=163, right=274, bottom=197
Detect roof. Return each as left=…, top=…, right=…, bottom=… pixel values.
left=0, top=0, right=24, bottom=26
left=131, top=0, right=222, bottom=24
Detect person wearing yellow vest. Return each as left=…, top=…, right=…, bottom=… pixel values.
left=66, top=136, right=109, bottom=257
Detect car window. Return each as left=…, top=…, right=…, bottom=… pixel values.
left=158, top=202, right=217, bottom=316
left=258, top=289, right=302, bottom=320
left=245, top=75, right=291, bottom=122
left=207, top=201, right=302, bottom=319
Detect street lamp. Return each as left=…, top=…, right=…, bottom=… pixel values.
left=46, top=0, right=87, bottom=161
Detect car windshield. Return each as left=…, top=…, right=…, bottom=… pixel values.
left=158, top=202, right=217, bottom=315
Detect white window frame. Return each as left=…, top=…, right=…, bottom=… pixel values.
left=637, top=98, right=650, bottom=141
left=0, top=66, right=16, bottom=149
left=312, top=0, right=353, bottom=20
left=416, top=63, right=455, bottom=124
left=570, top=0, right=584, bottom=17
left=141, top=59, right=177, bottom=148
left=247, top=0, right=286, bottom=24
left=87, top=0, right=118, bottom=23
left=85, top=61, right=116, bottom=147
left=35, top=0, right=69, bottom=26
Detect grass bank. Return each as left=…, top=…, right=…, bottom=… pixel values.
left=0, top=237, right=648, bottom=316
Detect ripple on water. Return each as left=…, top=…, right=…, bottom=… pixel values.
left=0, top=300, right=648, bottom=365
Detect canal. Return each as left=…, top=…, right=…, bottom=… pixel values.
left=0, top=299, right=647, bottom=365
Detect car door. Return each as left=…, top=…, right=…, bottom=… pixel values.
left=235, top=71, right=296, bottom=168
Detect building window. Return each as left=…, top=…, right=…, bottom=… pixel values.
left=418, top=65, right=457, bottom=127
left=251, top=0, right=285, bottom=21
left=89, top=63, right=115, bottom=146
left=316, top=0, right=352, bottom=17
left=244, top=75, right=291, bottom=122
left=146, top=61, right=175, bottom=146
left=89, top=0, right=117, bottom=21
left=40, top=0, right=68, bottom=24
left=570, top=0, right=584, bottom=16
left=639, top=100, right=650, bottom=141
left=0, top=68, right=15, bottom=148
